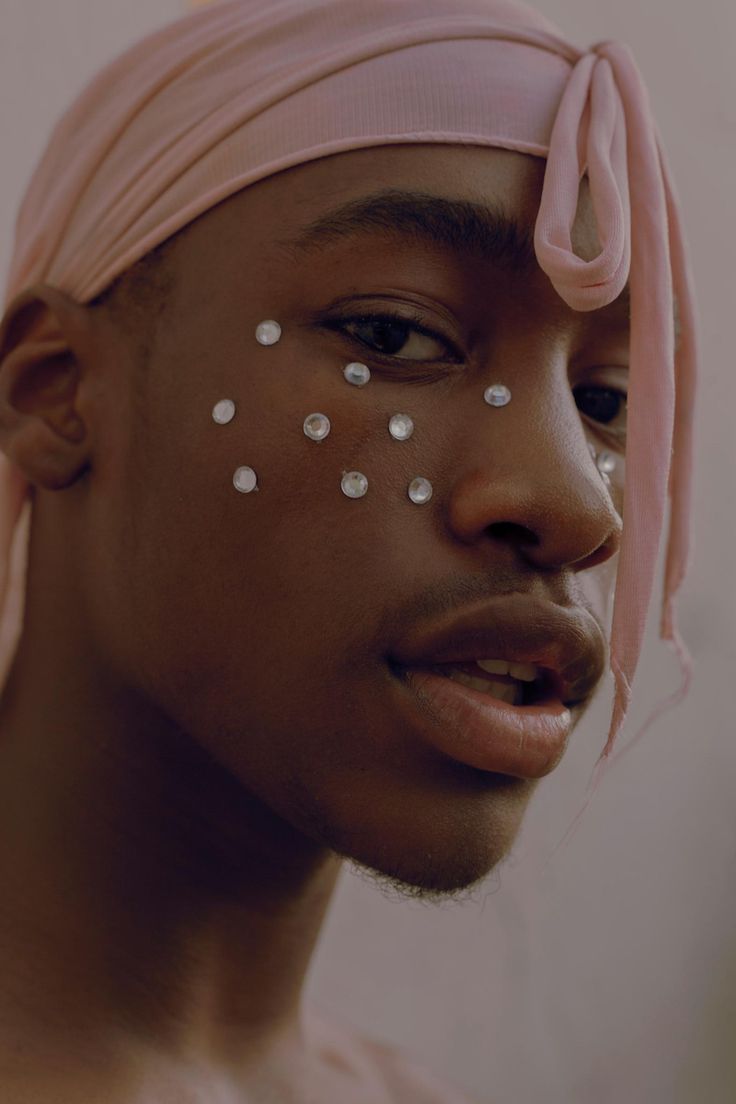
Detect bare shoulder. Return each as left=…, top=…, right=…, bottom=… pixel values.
left=306, top=1004, right=483, bottom=1104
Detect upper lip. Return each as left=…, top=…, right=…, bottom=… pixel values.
left=390, top=593, right=608, bottom=708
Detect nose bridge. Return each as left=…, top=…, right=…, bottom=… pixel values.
left=446, top=368, right=623, bottom=572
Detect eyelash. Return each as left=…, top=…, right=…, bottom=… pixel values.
left=326, top=309, right=461, bottom=366
left=325, top=309, right=628, bottom=433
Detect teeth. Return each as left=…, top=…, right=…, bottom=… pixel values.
left=442, top=668, right=522, bottom=705
left=476, top=658, right=539, bottom=682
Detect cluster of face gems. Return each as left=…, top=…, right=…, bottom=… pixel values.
left=338, top=471, right=433, bottom=502
left=215, top=320, right=618, bottom=501
left=211, top=400, right=259, bottom=492
left=215, top=319, right=286, bottom=490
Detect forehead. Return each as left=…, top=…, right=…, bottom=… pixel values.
left=175, top=143, right=633, bottom=326
left=265, top=144, right=629, bottom=321
left=268, top=145, right=624, bottom=304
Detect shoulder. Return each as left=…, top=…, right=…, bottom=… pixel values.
left=306, top=1003, right=482, bottom=1104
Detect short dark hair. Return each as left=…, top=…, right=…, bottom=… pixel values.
left=85, top=234, right=182, bottom=433
left=87, top=233, right=180, bottom=357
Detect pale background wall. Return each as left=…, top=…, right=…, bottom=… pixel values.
left=1, top=2, right=733, bottom=1102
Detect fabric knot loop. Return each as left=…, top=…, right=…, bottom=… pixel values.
left=534, top=42, right=631, bottom=312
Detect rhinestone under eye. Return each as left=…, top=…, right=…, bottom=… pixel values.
left=233, top=466, right=258, bottom=493
left=596, top=451, right=616, bottom=474
left=341, top=471, right=368, bottom=498
left=212, top=399, right=235, bottom=424
left=388, top=414, right=414, bottom=440
left=303, top=413, right=331, bottom=441
left=483, top=384, right=511, bottom=407
left=343, top=362, right=371, bottom=386
left=255, top=320, right=282, bottom=345
left=408, top=477, right=433, bottom=504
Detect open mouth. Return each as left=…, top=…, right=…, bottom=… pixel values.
left=428, top=662, right=559, bottom=708
left=386, top=659, right=573, bottom=778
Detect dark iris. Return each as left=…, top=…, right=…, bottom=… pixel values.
left=573, top=385, right=626, bottom=425
left=351, top=317, right=412, bottom=356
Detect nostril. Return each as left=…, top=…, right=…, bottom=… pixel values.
left=486, top=521, right=540, bottom=547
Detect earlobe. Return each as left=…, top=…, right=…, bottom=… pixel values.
left=0, top=286, right=92, bottom=491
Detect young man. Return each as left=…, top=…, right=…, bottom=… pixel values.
left=0, top=2, right=697, bottom=1101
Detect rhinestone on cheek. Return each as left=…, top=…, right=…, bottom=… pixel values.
left=341, top=471, right=368, bottom=498
left=343, top=362, right=371, bottom=386
left=303, top=413, right=331, bottom=441
left=408, top=477, right=433, bottom=504
left=388, top=414, right=414, bottom=440
left=483, top=384, right=511, bottom=407
left=233, top=466, right=258, bottom=493
left=255, top=320, right=282, bottom=346
left=212, top=399, right=235, bottom=424
left=596, top=450, right=617, bottom=475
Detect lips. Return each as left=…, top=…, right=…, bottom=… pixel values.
left=394, top=664, right=573, bottom=778
left=390, top=593, right=607, bottom=709
left=386, top=593, right=608, bottom=778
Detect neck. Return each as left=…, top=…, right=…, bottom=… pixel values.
left=0, top=618, right=342, bottom=1090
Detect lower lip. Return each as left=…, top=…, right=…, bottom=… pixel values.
left=393, top=666, right=572, bottom=779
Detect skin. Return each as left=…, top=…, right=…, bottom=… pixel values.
left=0, top=144, right=627, bottom=1102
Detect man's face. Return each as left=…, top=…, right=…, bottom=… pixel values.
left=85, top=145, right=627, bottom=896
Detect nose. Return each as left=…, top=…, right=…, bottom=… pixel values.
left=446, top=381, right=624, bottom=575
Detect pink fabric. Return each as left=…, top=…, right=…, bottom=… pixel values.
left=0, top=0, right=699, bottom=774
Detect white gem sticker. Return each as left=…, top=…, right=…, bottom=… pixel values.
left=389, top=414, right=414, bottom=440
left=212, top=399, right=235, bottom=424
left=341, top=471, right=368, bottom=498
left=303, top=413, right=331, bottom=441
left=483, top=384, right=511, bottom=407
left=408, top=477, right=432, bottom=504
left=343, top=362, right=371, bottom=387
left=233, top=466, right=258, bottom=493
left=255, top=320, right=282, bottom=346
left=596, top=451, right=616, bottom=474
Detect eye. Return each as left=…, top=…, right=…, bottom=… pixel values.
left=573, top=383, right=627, bottom=434
left=326, top=311, right=460, bottom=363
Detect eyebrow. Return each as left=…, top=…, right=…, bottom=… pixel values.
left=280, top=187, right=634, bottom=321
left=281, top=188, right=539, bottom=275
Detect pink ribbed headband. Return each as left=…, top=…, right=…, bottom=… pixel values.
left=0, top=0, right=699, bottom=773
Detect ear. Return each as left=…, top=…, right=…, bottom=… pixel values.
left=0, top=284, right=95, bottom=491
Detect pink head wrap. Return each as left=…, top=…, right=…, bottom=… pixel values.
left=0, top=0, right=699, bottom=780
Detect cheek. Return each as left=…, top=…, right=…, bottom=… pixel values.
left=95, top=355, right=437, bottom=757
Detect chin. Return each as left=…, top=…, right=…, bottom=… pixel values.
left=306, top=771, right=536, bottom=905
